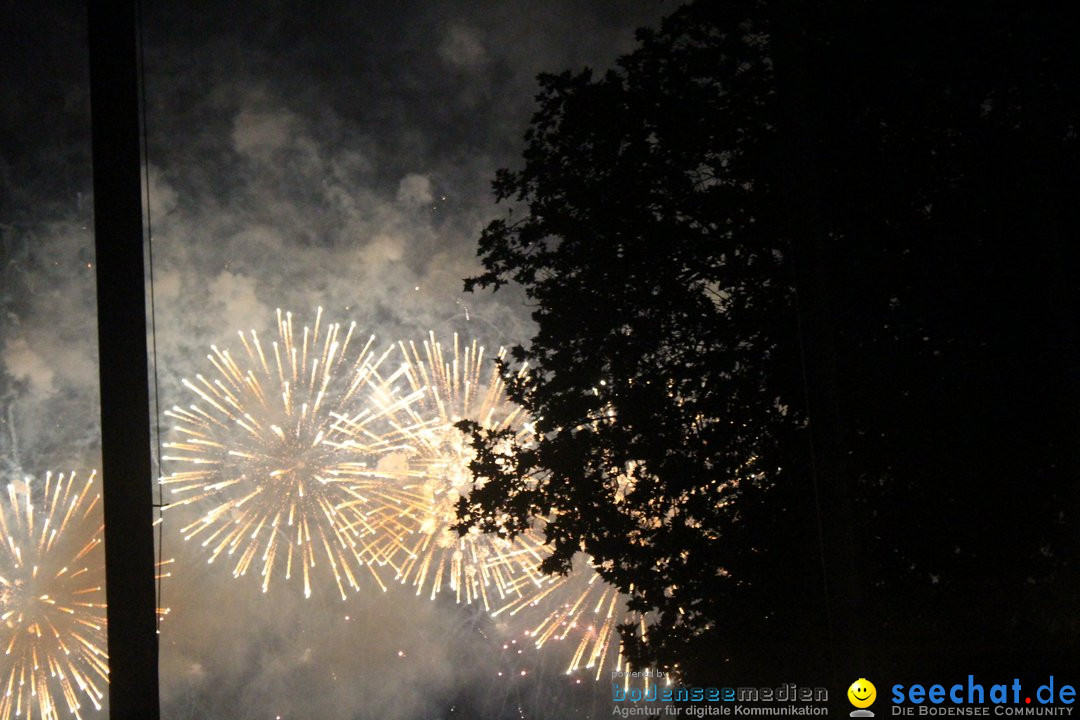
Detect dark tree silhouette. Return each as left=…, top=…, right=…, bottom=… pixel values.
left=459, top=0, right=1080, bottom=683
left=457, top=0, right=829, bottom=684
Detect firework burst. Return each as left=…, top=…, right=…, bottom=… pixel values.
left=0, top=470, right=107, bottom=720
left=510, top=469, right=654, bottom=684
left=161, top=308, right=416, bottom=600
left=360, top=334, right=650, bottom=681
left=354, top=333, right=553, bottom=610
left=495, top=558, right=648, bottom=684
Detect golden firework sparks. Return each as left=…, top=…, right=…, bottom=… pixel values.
left=494, top=557, right=648, bottom=684
left=358, top=334, right=649, bottom=680
left=161, top=308, right=416, bottom=600
left=353, top=333, right=552, bottom=610
left=0, top=470, right=107, bottom=720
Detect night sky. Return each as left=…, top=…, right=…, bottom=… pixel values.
left=1, top=2, right=668, bottom=718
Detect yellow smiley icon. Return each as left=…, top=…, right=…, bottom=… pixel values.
left=848, top=678, right=877, bottom=708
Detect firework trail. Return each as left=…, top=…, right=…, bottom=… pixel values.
left=0, top=470, right=107, bottom=720
left=161, top=308, right=418, bottom=600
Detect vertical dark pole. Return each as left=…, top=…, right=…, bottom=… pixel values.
left=87, top=0, right=161, bottom=717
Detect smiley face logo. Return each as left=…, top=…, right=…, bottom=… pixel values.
left=848, top=678, right=877, bottom=709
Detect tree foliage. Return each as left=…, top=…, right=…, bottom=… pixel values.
left=459, top=0, right=1080, bottom=682
left=457, top=1, right=827, bottom=682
